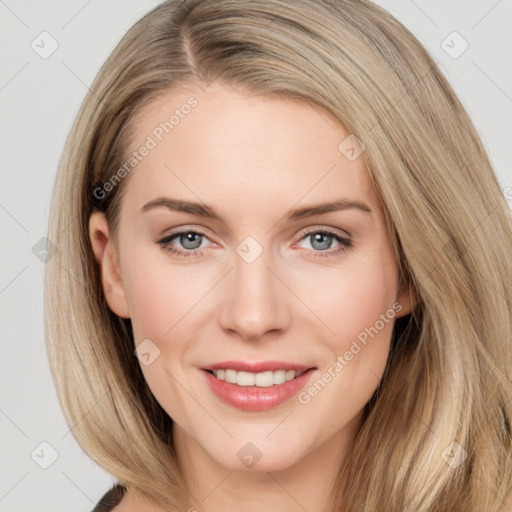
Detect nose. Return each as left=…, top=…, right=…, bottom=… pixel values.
left=218, top=248, right=291, bottom=342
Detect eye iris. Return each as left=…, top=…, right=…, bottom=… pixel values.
left=310, top=233, right=332, bottom=251
left=181, top=232, right=202, bottom=250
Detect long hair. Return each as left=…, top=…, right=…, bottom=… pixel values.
left=44, top=0, right=512, bottom=510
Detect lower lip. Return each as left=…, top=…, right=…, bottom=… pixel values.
left=202, top=369, right=316, bottom=411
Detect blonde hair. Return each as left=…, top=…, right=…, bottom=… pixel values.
left=45, top=0, right=512, bottom=510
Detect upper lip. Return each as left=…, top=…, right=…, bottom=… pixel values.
left=201, top=360, right=315, bottom=373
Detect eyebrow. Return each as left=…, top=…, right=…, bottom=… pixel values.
left=140, top=197, right=372, bottom=222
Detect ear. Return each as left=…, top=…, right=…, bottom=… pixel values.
left=89, top=209, right=130, bottom=318
left=394, top=276, right=418, bottom=318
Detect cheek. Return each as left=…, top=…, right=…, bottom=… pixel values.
left=339, top=264, right=396, bottom=342
left=122, top=248, right=201, bottom=412
left=329, top=251, right=399, bottom=390
left=294, top=253, right=399, bottom=424
left=303, top=251, right=398, bottom=348
left=122, top=243, right=208, bottom=345
left=125, top=273, right=172, bottom=344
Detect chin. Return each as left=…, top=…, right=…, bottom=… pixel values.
left=205, top=431, right=308, bottom=472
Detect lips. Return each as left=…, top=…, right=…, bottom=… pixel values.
left=200, top=360, right=317, bottom=411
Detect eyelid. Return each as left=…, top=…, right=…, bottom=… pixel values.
left=157, top=224, right=217, bottom=241
left=295, top=224, right=352, bottom=240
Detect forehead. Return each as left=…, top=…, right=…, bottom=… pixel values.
left=123, top=82, right=380, bottom=214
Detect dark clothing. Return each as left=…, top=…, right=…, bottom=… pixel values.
left=91, top=483, right=127, bottom=511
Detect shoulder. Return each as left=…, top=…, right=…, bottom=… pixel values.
left=91, top=483, right=127, bottom=512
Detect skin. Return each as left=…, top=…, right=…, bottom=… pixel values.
left=89, top=81, right=413, bottom=512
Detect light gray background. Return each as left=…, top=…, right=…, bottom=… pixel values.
left=1, top=1, right=511, bottom=511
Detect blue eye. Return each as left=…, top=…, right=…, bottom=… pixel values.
left=157, top=231, right=208, bottom=258
left=156, top=227, right=352, bottom=259
left=297, top=229, right=352, bottom=257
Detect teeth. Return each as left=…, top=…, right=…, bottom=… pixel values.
left=212, top=369, right=306, bottom=387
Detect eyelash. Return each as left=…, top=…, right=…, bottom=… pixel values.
left=155, top=227, right=353, bottom=259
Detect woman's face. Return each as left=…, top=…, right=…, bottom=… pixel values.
left=90, top=81, right=412, bottom=472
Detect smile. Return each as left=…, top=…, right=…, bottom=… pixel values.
left=201, top=362, right=316, bottom=411
left=209, top=368, right=306, bottom=387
